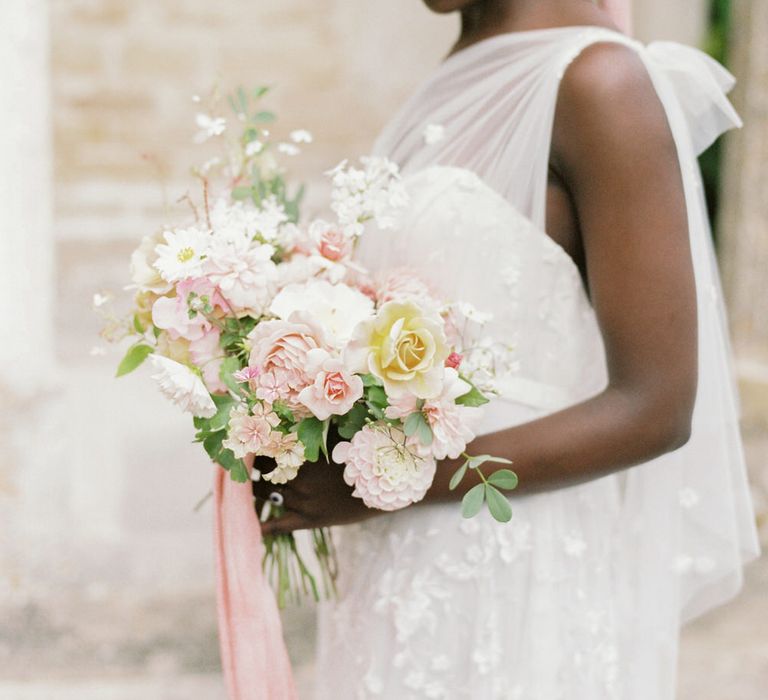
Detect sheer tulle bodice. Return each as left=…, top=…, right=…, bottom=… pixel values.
left=314, top=27, right=759, bottom=700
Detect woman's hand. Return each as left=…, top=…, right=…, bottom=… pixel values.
left=252, top=455, right=380, bottom=536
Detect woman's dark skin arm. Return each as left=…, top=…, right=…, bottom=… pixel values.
left=258, top=20, right=698, bottom=536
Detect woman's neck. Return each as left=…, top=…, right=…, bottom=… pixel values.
left=452, top=0, right=614, bottom=56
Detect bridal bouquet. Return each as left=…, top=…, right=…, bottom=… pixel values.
left=99, top=87, right=518, bottom=605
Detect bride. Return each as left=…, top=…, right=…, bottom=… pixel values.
left=245, top=1, right=759, bottom=698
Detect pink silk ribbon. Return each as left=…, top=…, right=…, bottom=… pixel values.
left=602, top=0, right=633, bottom=35
left=214, top=464, right=298, bottom=700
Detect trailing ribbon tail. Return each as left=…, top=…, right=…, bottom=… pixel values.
left=646, top=41, right=743, bottom=155
left=214, top=465, right=298, bottom=700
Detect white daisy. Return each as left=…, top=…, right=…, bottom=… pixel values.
left=148, top=354, right=217, bottom=418
left=153, top=227, right=211, bottom=282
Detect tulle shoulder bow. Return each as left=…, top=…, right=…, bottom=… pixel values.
left=644, top=41, right=742, bottom=154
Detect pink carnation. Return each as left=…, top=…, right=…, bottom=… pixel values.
left=298, top=349, right=364, bottom=420
left=332, top=424, right=436, bottom=510
left=189, top=328, right=227, bottom=394
left=385, top=368, right=476, bottom=460
left=247, top=313, right=329, bottom=410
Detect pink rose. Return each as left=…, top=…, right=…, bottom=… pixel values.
left=247, top=313, right=329, bottom=409
left=298, top=349, right=364, bottom=420
left=309, top=220, right=353, bottom=262
left=151, top=278, right=225, bottom=342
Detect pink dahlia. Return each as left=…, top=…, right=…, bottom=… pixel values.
left=375, top=267, right=440, bottom=309
left=332, top=424, right=436, bottom=511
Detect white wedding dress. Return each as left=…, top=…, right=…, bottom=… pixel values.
left=313, top=28, right=759, bottom=700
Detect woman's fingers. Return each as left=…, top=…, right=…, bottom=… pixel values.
left=260, top=512, right=307, bottom=536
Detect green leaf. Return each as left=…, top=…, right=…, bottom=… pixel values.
left=404, top=411, right=433, bottom=446
left=360, top=373, right=382, bottom=387
left=320, top=419, right=330, bottom=460
left=254, top=110, right=276, bottom=123
left=272, top=400, right=295, bottom=424
left=485, top=485, right=513, bottom=523
left=218, top=448, right=249, bottom=482
left=455, top=383, right=490, bottom=407
left=487, top=468, right=519, bottom=491
left=297, top=416, right=325, bottom=462
left=467, top=454, right=513, bottom=469
left=209, top=394, right=237, bottom=431
left=202, top=431, right=225, bottom=460
left=366, top=385, right=388, bottom=409
left=116, top=344, right=154, bottom=377
left=448, top=460, right=469, bottom=491
left=132, top=314, right=145, bottom=334
left=219, top=356, right=243, bottom=394
left=336, top=403, right=369, bottom=439
left=403, top=411, right=424, bottom=438
left=461, top=483, right=486, bottom=519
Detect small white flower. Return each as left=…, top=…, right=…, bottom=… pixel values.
left=200, top=156, right=221, bottom=174
left=192, top=94, right=201, bottom=103
left=423, top=123, right=445, bottom=145
left=245, top=140, right=264, bottom=157
left=89, top=346, right=107, bottom=356
left=277, top=142, right=300, bottom=156
left=289, top=129, right=313, bottom=144
left=454, top=301, right=493, bottom=325
left=194, top=113, right=226, bottom=143
left=153, top=227, right=211, bottom=282
left=148, top=354, right=216, bottom=418
left=92, top=292, right=111, bottom=309
left=327, top=156, right=409, bottom=235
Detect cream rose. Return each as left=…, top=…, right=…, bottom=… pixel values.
left=345, top=301, right=449, bottom=399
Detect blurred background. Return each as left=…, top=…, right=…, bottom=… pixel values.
left=1, top=1, right=766, bottom=698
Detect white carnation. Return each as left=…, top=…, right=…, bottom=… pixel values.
left=148, top=354, right=216, bottom=418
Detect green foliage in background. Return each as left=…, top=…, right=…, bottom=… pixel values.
left=699, top=0, right=732, bottom=242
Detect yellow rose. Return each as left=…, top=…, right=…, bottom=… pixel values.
left=346, top=301, right=448, bottom=399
